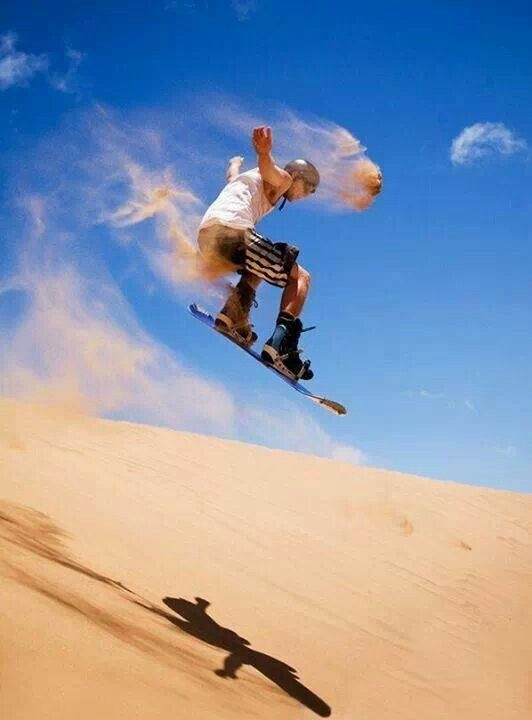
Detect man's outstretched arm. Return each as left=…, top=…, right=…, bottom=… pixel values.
left=252, top=126, right=292, bottom=192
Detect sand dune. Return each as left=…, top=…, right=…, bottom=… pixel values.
left=0, top=396, right=530, bottom=719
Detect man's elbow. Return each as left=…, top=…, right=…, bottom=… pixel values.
left=258, top=164, right=291, bottom=190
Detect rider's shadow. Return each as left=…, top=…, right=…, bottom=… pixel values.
left=145, top=595, right=331, bottom=717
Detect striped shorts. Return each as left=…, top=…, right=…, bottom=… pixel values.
left=197, top=224, right=299, bottom=288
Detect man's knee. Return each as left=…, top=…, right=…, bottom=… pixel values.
left=290, top=262, right=311, bottom=288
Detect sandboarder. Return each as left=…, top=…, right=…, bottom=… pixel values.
left=196, top=125, right=381, bottom=381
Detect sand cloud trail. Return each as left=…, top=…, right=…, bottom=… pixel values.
left=0, top=102, right=365, bottom=461
left=208, top=97, right=382, bottom=210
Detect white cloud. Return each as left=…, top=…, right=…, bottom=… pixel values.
left=49, top=47, right=84, bottom=94
left=450, top=122, right=527, bottom=165
left=493, top=445, right=517, bottom=458
left=0, top=32, right=84, bottom=94
left=0, top=32, right=48, bottom=90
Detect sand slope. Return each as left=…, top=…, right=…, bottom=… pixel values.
left=0, top=396, right=530, bottom=719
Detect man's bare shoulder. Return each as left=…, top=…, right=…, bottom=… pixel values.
left=262, top=175, right=292, bottom=205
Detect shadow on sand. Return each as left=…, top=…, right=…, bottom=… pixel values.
left=141, top=595, right=332, bottom=717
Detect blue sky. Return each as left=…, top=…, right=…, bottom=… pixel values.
left=1, top=0, right=531, bottom=492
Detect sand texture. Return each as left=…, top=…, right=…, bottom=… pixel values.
left=1, top=397, right=530, bottom=719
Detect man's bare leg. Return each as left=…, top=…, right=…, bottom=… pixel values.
left=280, top=263, right=310, bottom=318
left=261, top=263, right=313, bottom=380
left=239, top=271, right=262, bottom=291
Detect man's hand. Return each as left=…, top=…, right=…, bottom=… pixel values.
left=226, top=155, right=244, bottom=183
left=252, top=126, right=273, bottom=155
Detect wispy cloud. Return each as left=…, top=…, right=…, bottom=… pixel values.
left=163, top=0, right=254, bottom=19
left=450, top=122, right=527, bottom=165
left=493, top=445, right=518, bottom=458
left=49, top=47, right=85, bottom=94
left=0, top=32, right=84, bottom=95
left=418, top=389, right=446, bottom=401
left=406, top=389, right=477, bottom=413
left=0, top=31, right=48, bottom=90
left=231, top=0, right=258, bottom=21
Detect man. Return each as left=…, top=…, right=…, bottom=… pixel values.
left=197, top=125, right=321, bottom=381
left=197, top=125, right=382, bottom=381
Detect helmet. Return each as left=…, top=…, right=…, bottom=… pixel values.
left=284, top=159, right=320, bottom=191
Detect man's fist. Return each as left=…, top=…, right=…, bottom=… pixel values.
left=252, top=126, right=273, bottom=155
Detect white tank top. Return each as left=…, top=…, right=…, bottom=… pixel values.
left=199, top=168, right=274, bottom=230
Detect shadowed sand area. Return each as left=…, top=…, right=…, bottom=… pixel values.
left=0, top=396, right=530, bottom=719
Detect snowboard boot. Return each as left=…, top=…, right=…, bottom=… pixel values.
left=215, top=280, right=258, bottom=348
left=261, top=312, right=315, bottom=381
